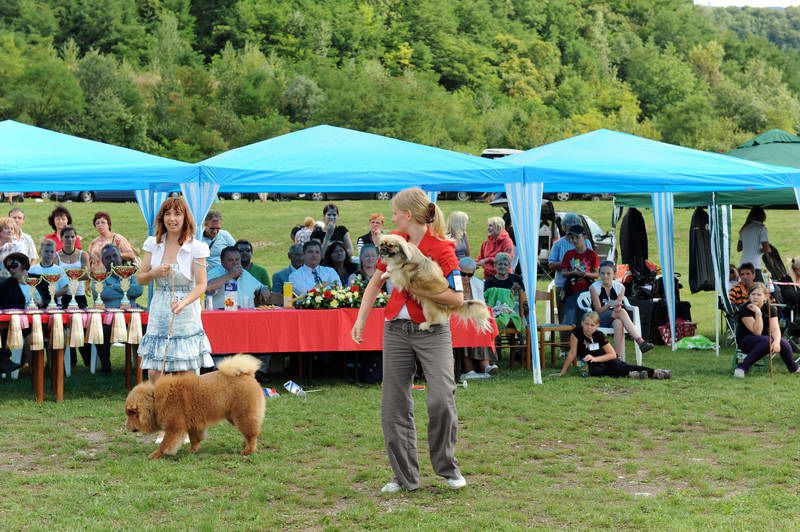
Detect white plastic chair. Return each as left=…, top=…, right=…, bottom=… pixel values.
left=576, top=291, right=643, bottom=365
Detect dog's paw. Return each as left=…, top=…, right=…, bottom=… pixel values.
left=381, top=271, right=391, bottom=280
left=241, top=449, right=255, bottom=456
left=418, top=322, right=431, bottom=331
left=148, top=450, right=164, bottom=459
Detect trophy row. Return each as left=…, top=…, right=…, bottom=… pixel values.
left=23, top=264, right=139, bottom=311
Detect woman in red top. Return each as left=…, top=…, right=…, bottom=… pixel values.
left=44, top=205, right=83, bottom=252
left=352, top=187, right=466, bottom=494
left=476, top=216, right=514, bottom=277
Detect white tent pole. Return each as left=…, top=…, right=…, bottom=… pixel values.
left=651, top=192, right=677, bottom=350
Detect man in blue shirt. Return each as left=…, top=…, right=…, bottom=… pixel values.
left=288, top=240, right=340, bottom=295
left=272, top=243, right=304, bottom=296
left=201, top=210, right=236, bottom=272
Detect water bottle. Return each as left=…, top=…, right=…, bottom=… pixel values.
left=224, top=280, right=238, bottom=311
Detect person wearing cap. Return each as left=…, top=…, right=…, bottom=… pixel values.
left=547, top=213, right=593, bottom=295
left=559, top=224, right=600, bottom=329
left=476, top=216, right=514, bottom=278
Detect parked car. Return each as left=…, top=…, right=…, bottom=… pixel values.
left=298, top=192, right=393, bottom=201
left=45, top=190, right=136, bottom=202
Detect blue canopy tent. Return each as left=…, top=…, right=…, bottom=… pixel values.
left=0, top=120, right=197, bottom=234
left=504, top=129, right=800, bottom=372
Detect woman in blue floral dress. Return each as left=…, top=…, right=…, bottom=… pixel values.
left=137, top=197, right=212, bottom=382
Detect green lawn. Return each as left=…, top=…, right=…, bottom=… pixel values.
left=2, top=197, right=800, bottom=529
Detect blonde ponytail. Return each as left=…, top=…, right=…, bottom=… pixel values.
left=392, top=188, right=446, bottom=239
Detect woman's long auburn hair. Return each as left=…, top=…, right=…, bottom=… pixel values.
left=391, top=188, right=446, bottom=239
left=154, top=197, right=195, bottom=245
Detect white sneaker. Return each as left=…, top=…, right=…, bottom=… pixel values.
left=461, top=371, right=489, bottom=380
left=733, top=368, right=745, bottom=378
left=446, top=474, right=467, bottom=489
left=484, top=364, right=499, bottom=375
left=381, top=481, right=402, bottom=494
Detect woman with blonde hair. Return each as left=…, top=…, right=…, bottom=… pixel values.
left=352, top=187, right=466, bottom=493
left=294, top=216, right=315, bottom=245
left=446, top=211, right=470, bottom=259
left=137, top=197, right=213, bottom=384
left=0, top=217, right=24, bottom=277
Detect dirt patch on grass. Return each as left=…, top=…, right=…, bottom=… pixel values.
left=0, top=450, right=42, bottom=474
left=75, top=429, right=112, bottom=459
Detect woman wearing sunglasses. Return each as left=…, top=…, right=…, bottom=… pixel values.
left=0, top=253, right=33, bottom=374
left=457, top=257, right=498, bottom=378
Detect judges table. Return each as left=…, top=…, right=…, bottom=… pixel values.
left=6, top=309, right=496, bottom=402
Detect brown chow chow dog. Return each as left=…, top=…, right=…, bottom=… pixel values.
left=379, top=234, right=493, bottom=332
left=125, top=354, right=265, bottom=459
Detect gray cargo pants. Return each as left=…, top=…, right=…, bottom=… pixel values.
left=381, top=319, right=461, bottom=490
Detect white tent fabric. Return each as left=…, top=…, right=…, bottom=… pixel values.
left=134, top=189, right=170, bottom=236
left=181, top=182, right=220, bottom=239
left=651, top=192, right=677, bottom=349
left=504, top=181, right=544, bottom=384
left=426, top=191, right=439, bottom=203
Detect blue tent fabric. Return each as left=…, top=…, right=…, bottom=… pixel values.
left=0, top=120, right=196, bottom=191
left=199, top=125, right=522, bottom=193
left=504, top=129, right=799, bottom=193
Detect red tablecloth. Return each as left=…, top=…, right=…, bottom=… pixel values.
left=200, top=308, right=497, bottom=353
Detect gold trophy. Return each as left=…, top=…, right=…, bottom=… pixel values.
left=90, top=270, right=111, bottom=309
left=112, top=264, right=139, bottom=309
left=64, top=267, right=87, bottom=310
left=41, top=272, right=63, bottom=310
left=23, top=276, right=41, bottom=310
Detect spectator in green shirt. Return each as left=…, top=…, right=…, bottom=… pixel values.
left=236, top=239, right=270, bottom=290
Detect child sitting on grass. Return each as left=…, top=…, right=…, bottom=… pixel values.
left=557, top=311, right=671, bottom=379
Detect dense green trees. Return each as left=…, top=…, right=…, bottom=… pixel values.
left=1, top=0, right=800, bottom=160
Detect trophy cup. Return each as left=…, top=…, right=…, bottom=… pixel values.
left=22, top=276, right=41, bottom=310
left=90, top=270, right=111, bottom=309
left=112, top=264, right=139, bottom=309
left=64, top=267, right=87, bottom=310
left=42, top=272, right=63, bottom=310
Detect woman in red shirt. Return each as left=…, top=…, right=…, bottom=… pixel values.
left=352, top=187, right=466, bottom=494
left=477, top=216, right=514, bottom=277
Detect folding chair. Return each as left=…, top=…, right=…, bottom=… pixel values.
left=534, top=284, right=573, bottom=368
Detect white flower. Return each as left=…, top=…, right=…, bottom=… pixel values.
left=330, top=300, right=339, bottom=308
left=315, top=296, right=323, bottom=303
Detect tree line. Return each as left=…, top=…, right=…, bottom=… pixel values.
left=2, top=0, right=800, bottom=161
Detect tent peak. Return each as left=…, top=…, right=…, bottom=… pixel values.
left=737, top=129, right=800, bottom=148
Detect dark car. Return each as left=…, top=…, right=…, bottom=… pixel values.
left=47, top=190, right=137, bottom=203
left=298, top=192, right=393, bottom=201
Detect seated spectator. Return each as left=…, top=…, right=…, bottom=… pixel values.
left=288, top=240, right=340, bottom=295
left=727, top=263, right=739, bottom=294
left=29, top=239, right=68, bottom=308
left=477, top=216, right=514, bottom=278
left=310, top=203, right=353, bottom=255
left=206, top=246, right=269, bottom=309
left=88, top=212, right=135, bottom=272
left=322, top=240, right=357, bottom=286
left=294, top=217, right=315, bottom=245
left=590, top=261, right=654, bottom=356
left=733, top=282, right=799, bottom=378
left=547, top=213, right=593, bottom=297
left=94, top=244, right=144, bottom=375
left=9, top=208, right=38, bottom=263
left=484, top=252, right=524, bottom=291
left=44, top=205, right=82, bottom=251
left=201, top=210, right=236, bottom=271
left=236, top=239, right=271, bottom=289
left=96, top=244, right=143, bottom=309
left=0, top=217, right=25, bottom=278
left=272, top=244, right=304, bottom=295
left=558, top=311, right=671, bottom=379
left=348, top=243, right=380, bottom=287
left=457, top=257, right=497, bottom=379
left=728, top=262, right=758, bottom=306
left=356, top=213, right=385, bottom=254
left=57, top=226, right=89, bottom=309
left=0, top=252, right=33, bottom=374
left=559, top=225, right=599, bottom=328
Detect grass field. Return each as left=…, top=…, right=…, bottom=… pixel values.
left=2, top=198, right=800, bottom=530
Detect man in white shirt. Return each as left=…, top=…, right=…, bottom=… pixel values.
left=201, top=210, right=236, bottom=272
left=288, top=240, right=340, bottom=295
left=207, top=246, right=269, bottom=309
left=9, top=208, right=38, bottom=263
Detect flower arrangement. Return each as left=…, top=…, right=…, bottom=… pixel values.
left=294, top=283, right=388, bottom=309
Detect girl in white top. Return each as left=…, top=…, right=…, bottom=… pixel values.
left=137, top=198, right=212, bottom=383
left=589, top=261, right=653, bottom=357
left=57, top=226, right=89, bottom=307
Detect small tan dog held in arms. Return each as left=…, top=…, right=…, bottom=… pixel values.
left=125, top=354, right=265, bottom=459
left=379, top=234, right=493, bottom=332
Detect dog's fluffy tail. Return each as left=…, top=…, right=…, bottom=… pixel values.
left=455, top=300, right=494, bottom=334
left=217, top=354, right=262, bottom=377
